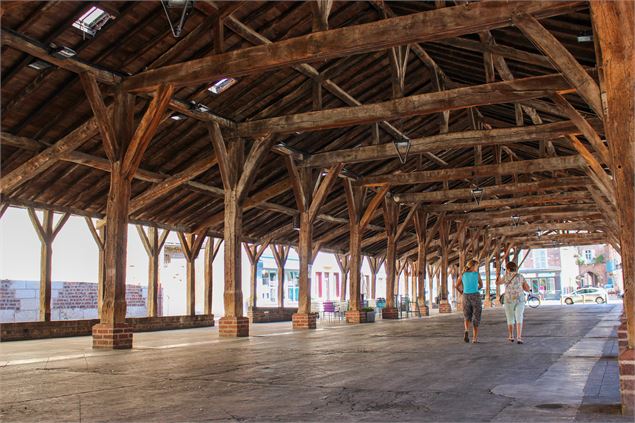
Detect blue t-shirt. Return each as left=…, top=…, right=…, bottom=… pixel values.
left=462, top=272, right=480, bottom=294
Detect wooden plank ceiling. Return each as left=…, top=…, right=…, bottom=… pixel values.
left=0, top=0, right=614, bottom=264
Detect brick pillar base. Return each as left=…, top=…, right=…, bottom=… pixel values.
left=92, top=323, right=132, bottom=349
left=484, top=298, right=492, bottom=308
left=345, top=310, right=367, bottom=324
left=618, top=322, right=628, bottom=351
left=292, top=313, right=317, bottom=329
left=618, top=348, right=635, bottom=416
left=439, top=300, right=452, bottom=313
left=419, top=304, right=430, bottom=316
left=219, top=317, right=249, bottom=337
left=381, top=307, right=399, bottom=319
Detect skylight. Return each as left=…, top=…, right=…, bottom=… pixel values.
left=72, top=6, right=113, bottom=37
left=208, top=78, right=237, bottom=95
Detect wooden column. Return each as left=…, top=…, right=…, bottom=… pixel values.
left=382, top=196, right=400, bottom=319
left=591, top=0, right=634, bottom=347
left=204, top=237, right=222, bottom=315
left=590, top=2, right=634, bottom=414
left=428, top=265, right=435, bottom=311
left=272, top=245, right=290, bottom=308
left=438, top=215, right=452, bottom=313
left=85, top=217, right=106, bottom=318
left=286, top=160, right=343, bottom=329
left=177, top=232, right=205, bottom=316
left=27, top=208, right=69, bottom=322
left=244, top=241, right=271, bottom=311
left=335, top=253, right=350, bottom=302
left=414, top=210, right=430, bottom=316
left=85, top=81, right=173, bottom=349
left=367, top=256, right=385, bottom=300
left=494, top=246, right=502, bottom=305
left=136, top=226, right=169, bottom=317
left=343, top=181, right=389, bottom=323
left=207, top=122, right=275, bottom=337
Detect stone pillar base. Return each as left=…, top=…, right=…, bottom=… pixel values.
left=92, top=323, right=132, bottom=349
left=219, top=317, right=249, bottom=337
left=292, top=313, right=317, bottom=329
left=484, top=299, right=492, bottom=308
left=345, top=310, right=367, bottom=324
left=618, top=348, right=635, bottom=416
left=419, top=304, right=430, bottom=316
left=439, top=300, right=452, bottom=314
left=381, top=307, right=399, bottom=319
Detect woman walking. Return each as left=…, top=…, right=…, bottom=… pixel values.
left=456, top=259, right=483, bottom=343
left=497, top=261, right=531, bottom=344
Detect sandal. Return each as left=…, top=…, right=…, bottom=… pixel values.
left=508, top=337, right=514, bottom=342
left=464, top=331, right=469, bottom=343
left=472, top=339, right=478, bottom=344
left=517, top=339, right=524, bottom=344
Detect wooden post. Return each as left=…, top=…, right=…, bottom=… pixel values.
left=177, top=232, right=205, bottom=316
left=590, top=2, right=634, bottom=414
left=343, top=181, right=389, bottom=323
left=286, top=160, right=343, bottom=329
left=438, top=215, right=452, bottom=313
left=87, top=81, right=173, bottom=349
left=207, top=121, right=275, bottom=337
left=27, top=208, right=69, bottom=322
left=204, top=237, right=222, bottom=315
left=495, top=246, right=502, bottom=305
left=244, top=241, right=271, bottom=312
left=367, top=256, right=385, bottom=300
left=272, top=245, right=290, bottom=308
left=335, top=253, right=350, bottom=302
left=414, top=210, right=430, bottom=316
left=382, top=196, right=400, bottom=319
left=85, top=217, right=106, bottom=318
left=136, top=225, right=169, bottom=317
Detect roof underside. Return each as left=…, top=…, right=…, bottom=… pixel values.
left=0, top=1, right=612, bottom=263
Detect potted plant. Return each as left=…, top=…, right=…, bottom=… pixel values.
left=361, top=307, right=375, bottom=323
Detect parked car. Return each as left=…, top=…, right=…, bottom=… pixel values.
left=562, top=287, right=608, bottom=305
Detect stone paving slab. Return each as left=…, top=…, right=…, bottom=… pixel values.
left=0, top=304, right=629, bottom=422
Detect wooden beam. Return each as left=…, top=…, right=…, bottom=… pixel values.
left=393, top=176, right=590, bottom=203
left=301, top=119, right=597, bottom=167
left=122, top=1, right=582, bottom=92
left=79, top=73, right=118, bottom=162
left=551, top=94, right=611, bottom=165
left=308, top=163, right=344, bottom=223
left=360, top=155, right=586, bottom=187
left=238, top=74, right=574, bottom=135
left=513, top=13, right=604, bottom=119
left=122, top=84, right=174, bottom=178
left=422, top=191, right=591, bottom=212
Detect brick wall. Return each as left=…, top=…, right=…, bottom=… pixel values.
left=0, top=314, right=214, bottom=341
left=0, top=280, right=162, bottom=323
left=248, top=307, right=298, bottom=323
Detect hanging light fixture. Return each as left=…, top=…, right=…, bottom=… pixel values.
left=536, top=228, right=542, bottom=239
left=393, top=135, right=411, bottom=164
left=511, top=215, right=520, bottom=227
left=161, top=0, right=194, bottom=38
left=470, top=187, right=484, bottom=205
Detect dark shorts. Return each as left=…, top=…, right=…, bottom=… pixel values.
left=463, top=293, right=482, bottom=326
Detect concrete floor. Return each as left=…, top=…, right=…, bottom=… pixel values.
left=0, top=304, right=629, bottom=422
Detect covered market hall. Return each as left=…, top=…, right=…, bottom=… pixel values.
left=0, top=0, right=633, bottom=421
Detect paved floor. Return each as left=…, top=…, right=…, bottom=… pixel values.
left=0, top=304, right=629, bottom=422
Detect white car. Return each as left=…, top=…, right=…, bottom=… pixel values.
left=562, top=287, right=608, bottom=305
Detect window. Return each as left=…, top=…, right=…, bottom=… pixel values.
left=534, top=249, right=547, bottom=269
left=73, top=6, right=114, bottom=37
left=208, top=78, right=237, bottom=94
left=584, top=249, right=594, bottom=263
